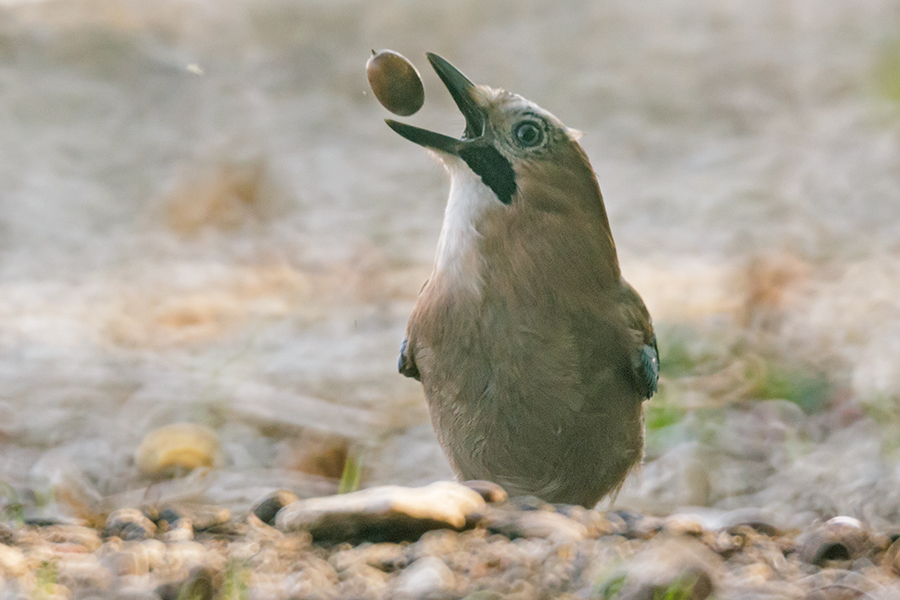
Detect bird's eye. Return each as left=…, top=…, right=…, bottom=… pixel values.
left=514, top=121, right=543, bottom=148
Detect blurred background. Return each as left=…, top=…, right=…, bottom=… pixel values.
left=1, top=0, right=900, bottom=528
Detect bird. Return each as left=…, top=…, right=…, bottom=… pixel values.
left=385, top=53, right=658, bottom=508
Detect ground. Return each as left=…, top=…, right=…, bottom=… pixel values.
left=1, top=0, right=900, bottom=597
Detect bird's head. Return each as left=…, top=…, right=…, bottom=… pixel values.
left=386, top=53, right=606, bottom=218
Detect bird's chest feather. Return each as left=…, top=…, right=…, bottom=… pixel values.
left=411, top=239, right=598, bottom=428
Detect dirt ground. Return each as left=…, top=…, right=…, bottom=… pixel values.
left=1, top=0, right=900, bottom=596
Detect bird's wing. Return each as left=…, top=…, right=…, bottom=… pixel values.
left=398, top=338, right=420, bottom=380
left=618, top=281, right=659, bottom=400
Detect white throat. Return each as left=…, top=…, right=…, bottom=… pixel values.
left=432, top=159, right=500, bottom=292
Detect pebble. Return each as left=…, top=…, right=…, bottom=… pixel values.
left=612, top=536, right=719, bottom=600
left=161, top=504, right=230, bottom=531
left=282, top=555, right=339, bottom=597
left=275, top=481, right=485, bottom=542
left=33, top=583, right=71, bottom=600
left=460, top=480, right=508, bottom=504
left=162, top=519, right=194, bottom=542
left=664, top=513, right=706, bottom=537
left=0, top=523, right=12, bottom=545
left=608, top=509, right=664, bottom=539
left=175, top=566, right=216, bottom=600
left=55, top=553, right=111, bottom=590
left=104, top=549, right=148, bottom=576
left=155, top=507, right=181, bottom=529
left=796, top=517, right=870, bottom=566
left=460, top=479, right=509, bottom=504
left=509, top=495, right=553, bottom=512
left=43, top=525, right=102, bottom=551
left=461, top=593, right=503, bottom=600
left=335, top=561, right=390, bottom=598
left=103, top=509, right=157, bottom=541
left=881, top=535, right=900, bottom=575
left=553, top=505, right=617, bottom=537
left=799, top=569, right=882, bottom=600
left=0, top=544, right=26, bottom=578
left=483, top=507, right=587, bottom=543
left=392, top=556, right=457, bottom=599
left=329, top=542, right=408, bottom=573
left=140, top=539, right=167, bottom=571
left=250, top=489, right=299, bottom=525
left=135, top=422, right=221, bottom=477
left=714, top=507, right=783, bottom=536
left=244, top=513, right=286, bottom=543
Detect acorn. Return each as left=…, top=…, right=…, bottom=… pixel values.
left=366, top=49, right=424, bottom=116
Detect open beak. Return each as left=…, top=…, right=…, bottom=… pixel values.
left=386, top=53, right=486, bottom=156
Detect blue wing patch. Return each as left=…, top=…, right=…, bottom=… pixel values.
left=398, top=338, right=420, bottom=381
left=638, top=339, right=659, bottom=399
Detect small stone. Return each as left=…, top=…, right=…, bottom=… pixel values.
left=245, top=513, right=286, bottom=543
left=163, top=504, right=230, bottom=531
left=461, top=593, right=503, bottom=600
left=155, top=582, right=180, bottom=600
left=572, top=508, right=619, bottom=537
left=0, top=523, right=14, bottom=545
left=613, top=537, right=719, bottom=600
left=335, top=562, right=390, bottom=599
left=176, top=566, right=216, bottom=600
left=665, top=514, right=706, bottom=537
left=140, top=539, right=167, bottom=572
left=797, top=518, right=870, bottom=566
left=826, top=516, right=863, bottom=530
left=283, top=555, right=339, bottom=597
left=329, top=542, right=408, bottom=573
left=164, top=541, right=209, bottom=574
left=729, top=562, right=774, bottom=588
left=483, top=507, right=587, bottom=543
left=393, top=556, right=457, bottom=599
left=800, top=569, right=881, bottom=600
left=608, top=510, right=663, bottom=540
left=162, top=519, right=194, bottom=542
left=43, top=525, right=102, bottom=551
left=33, top=583, right=71, bottom=600
left=0, top=544, right=26, bottom=578
left=251, top=489, right=299, bottom=525
left=55, top=553, right=112, bottom=591
left=880, top=535, right=900, bottom=575
left=275, top=481, right=485, bottom=542
left=714, top=507, right=782, bottom=537
left=227, top=541, right=261, bottom=563
left=460, top=480, right=508, bottom=504
left=136, top=422, right=221, bottom=477
left=509, top=495, right=552, bottom=512
left=106, top=589, right=159, bottom=600
left=104, top=550, right=147, bottom=576
left=103, top=509, right=157, bottom=541
left=705, top=530, right=743, bottom=557
left=156, top=507, right=182, bottom=529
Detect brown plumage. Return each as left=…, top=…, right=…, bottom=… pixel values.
left=386, top=54, right=658, bottom=507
